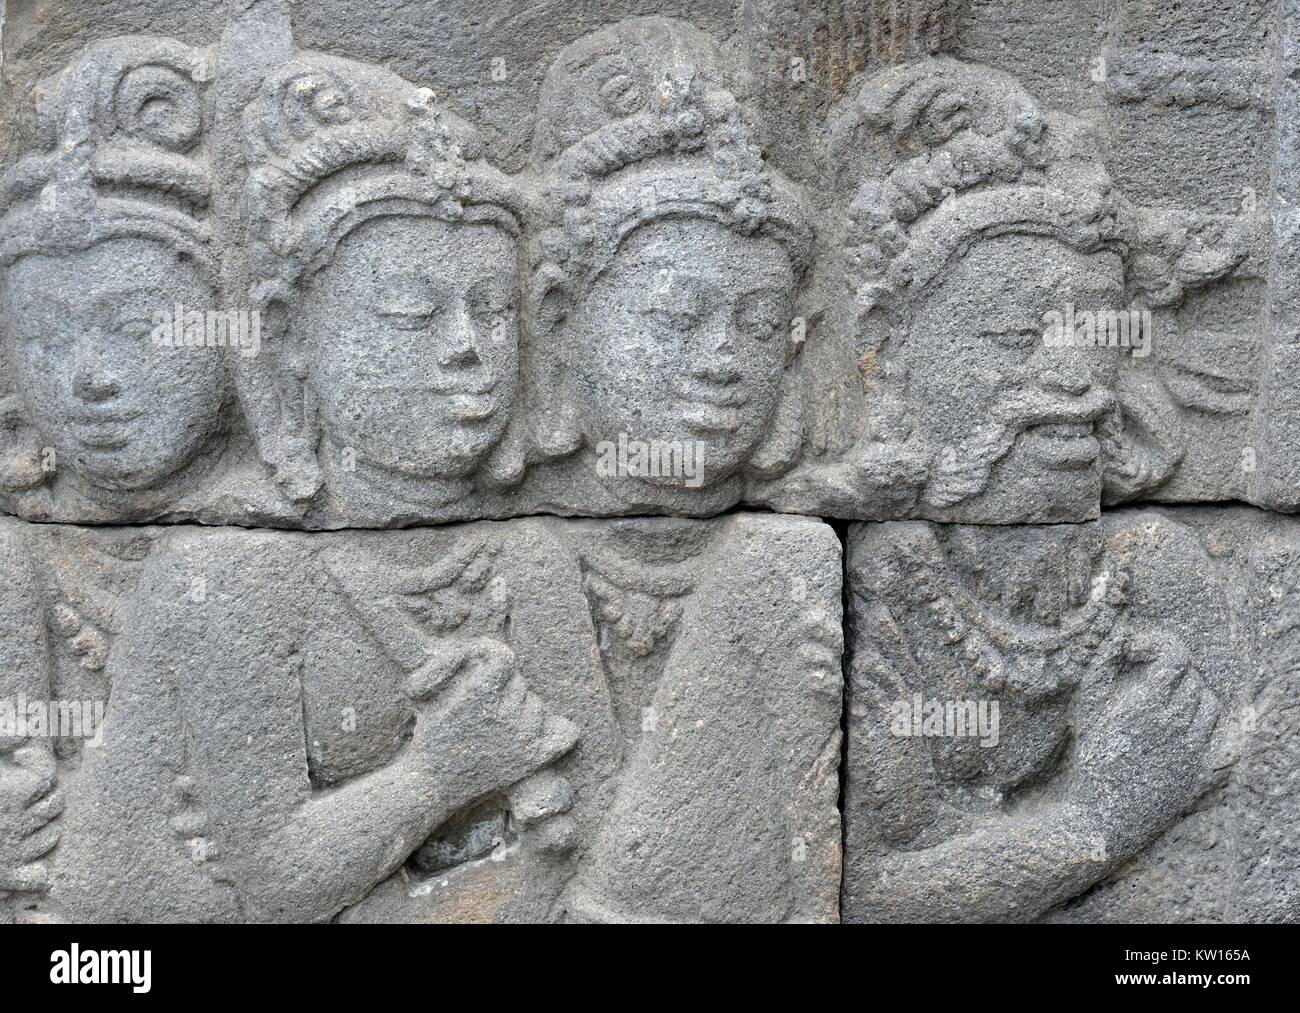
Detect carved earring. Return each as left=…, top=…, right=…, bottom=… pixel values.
left=235, top=287, right=321, bottom=503
left=525, top=266, right=584, bottom=461
left=749, top=372, right=803, bottom=478
left=0, top=398, right=49, bottom=494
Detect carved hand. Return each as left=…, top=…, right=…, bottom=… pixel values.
left=0, top=744, right=63, bottom=893
left=406, top=638, right=579, bottom=808
left=1070, top=628, right=1219, bottom=858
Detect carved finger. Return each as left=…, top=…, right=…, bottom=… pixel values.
left=20, top=823, right=61, bottom=862
left=465, top=639, right=516, bottom=695
left=21, top=788, right=64, bottom=829
left=528, top=713, right=579, bottom=769
left=0, top=861, right=50, bottom=894
left=405, top=647, right=466, bottom=701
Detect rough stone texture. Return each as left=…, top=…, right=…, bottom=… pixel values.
left=0, top=1, right=1284, bottom=528
left=843, top=507, right=1298, bottom=924
left=0, top=0, right=1297, bottom=927
left=0, top=512, right=843, bottom=923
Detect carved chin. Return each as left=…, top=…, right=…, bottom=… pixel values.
left=368, top=428, right=499, bottom=478
left=69, top=445, right=176, bottom=491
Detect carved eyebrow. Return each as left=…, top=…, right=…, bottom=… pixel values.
left=643, top=270, right=710, bottom=296
left=93, top=287, right=161, bottom=315
left=97, top=285, right=157, bottom=302
left=737, top=288, right=785, bottom=303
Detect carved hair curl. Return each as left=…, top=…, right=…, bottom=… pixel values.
left=0, top=36, right=213, bottom=271
left=239, top=54, right=530, bottom=500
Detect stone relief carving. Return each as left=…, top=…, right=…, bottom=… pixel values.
left=754, top=54, right=1260, bottom=523
left=0, top=513, right=841, bottom=924
left=843, top=507, right=1300, bottom=923
left=0, top=4, right=1281, bottom=527
left=0, top=39, right=232, bottom=516
left=0, top=0, right=1293, bottom=930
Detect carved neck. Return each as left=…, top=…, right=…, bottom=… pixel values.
left=65, top=434, right=227, bottom=516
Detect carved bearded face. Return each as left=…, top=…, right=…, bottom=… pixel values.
left=297, top=214, right=519, bottom=479
left=907, top=234, right=1123, bottom=510
left=3, top=237, right=223, bottom=491
left=564, top=217, right=794, bottom=488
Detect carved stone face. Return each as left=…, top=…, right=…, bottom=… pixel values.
left=908, top=234, right=1123, bottom=506
left=565, top=218, right=794, bottom=487
left=3, top=238, right=223, bottom=491
left=298, top=214, right=519, bottom=479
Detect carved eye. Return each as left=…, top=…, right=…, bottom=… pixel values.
left=376, top=288, right=444, bottom=330
left=117, top=316, right=156, bottom=341
left=467, top=281, right=516, bottom=322
left=642, top=307, right=699, bottom=333
left=734, top=295, right=785, bottom=342
left=984, top=329, right=1041, bottom=352
left=378, top=309, right=437, bottom=331
left=31, top=325, right=74, bottom=353
left=638, top=286, right=705, bottom=334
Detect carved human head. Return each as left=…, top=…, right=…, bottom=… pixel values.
left=243, top=55, right=528, bottom=504
left=0, top=38, right=223, bottom=496
left=532, top=17, right=813, bottom=491
left=832, top=57, right=1128, bottom=516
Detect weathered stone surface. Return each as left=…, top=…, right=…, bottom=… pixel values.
left=0, top=0, right=1295, bottom=930
left=842, top=507, right=1299, bottom=923
left=0, top=1, right=1284, bottom=528
left=0, top=511, right=842, bottom=923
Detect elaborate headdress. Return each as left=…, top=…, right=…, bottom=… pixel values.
left=239, top=53, right=529, bottom=500
left=0, top=36, right=213, bottom=271
left=531, top=16, right=814, bottom=477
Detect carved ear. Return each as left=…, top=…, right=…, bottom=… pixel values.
left=0, top=398, right=49, bottom=494
left=235, top=285, right=321, bottom=502
left=857, top=297, right=914, bottom=443
left=527, top=263, right=572, bottom=337
left=748, top=369, right=803, bottom=478
left=482, top=418, right=529, bottom=490
left=524, top=264, right=584, bottom=461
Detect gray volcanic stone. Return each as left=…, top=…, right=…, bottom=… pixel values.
left=0, top=0, right=1295, bottom=930
left=0, top=512, right=843, bottom=923
left=842, top=507, right=1299, bottom=924
left=0, top=1, right=1283, bottom=528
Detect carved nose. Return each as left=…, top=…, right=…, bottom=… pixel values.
left=72, top=357, right=122, bottom=402
left=441, top=344, right=481, bottom=369
left=439, top=312, right=482, bottom=369
left=695, top=315, right=739, bottom=373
